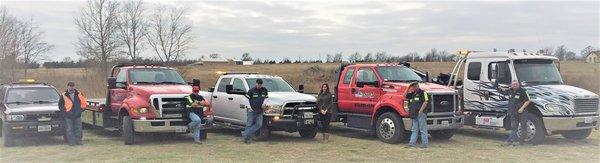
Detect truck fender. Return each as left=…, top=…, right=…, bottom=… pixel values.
left=371, top=101, right=404, bottom=126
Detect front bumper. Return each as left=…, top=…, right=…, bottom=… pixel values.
left=403, top=115, right=464, bottom=131
left=3, top=120, right=64, bottom=137
left=543, top=115, right=599, bottom=134
left=266, top=114, right=317, bottom=131
left=133, top=116, right=214, bottom=133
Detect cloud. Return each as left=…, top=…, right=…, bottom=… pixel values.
left=1, top=0, right=597, bottom=61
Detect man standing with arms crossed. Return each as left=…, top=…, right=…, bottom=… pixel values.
left=502, top=81, right=531, bottom=147
left=242, top=79, right=268, bottom=144
left=58, top=81, right=88, bottom=146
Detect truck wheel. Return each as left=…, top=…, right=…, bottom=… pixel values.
left=518, top=112, right=545, bottom=145
left=561, top=129, right=593, bottom=140
left=200, top=130, right=208, bottom=140
left=122, top=116, right=135, bottom=145
left=2, top=123, right=15, bottom=147
left=376, top=112, right=405, bottom=144
left=430, top=129, right=455, bottom=140
left=299, top=127, right=318, bottom=139
left=253, top=125, right=270, bottom=141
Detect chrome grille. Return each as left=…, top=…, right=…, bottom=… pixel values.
left=282, top=102, right=317, bottom=117
left=151, top=96, right=187, bottom=118
left=574, top=98, right=599, bottom=114
left=429, top=94, right=456, bottom=113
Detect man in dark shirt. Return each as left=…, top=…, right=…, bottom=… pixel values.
left=242, top=79, right=268, bottom=144
left=186, top=86, right=206, bottom=144
left=503, top=81, right=531, bottom=146
left=405, top=82, right=430, bottom=148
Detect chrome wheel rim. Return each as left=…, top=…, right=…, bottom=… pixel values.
left=517, top=120, right=536, bottom=141
left=379, top=118, right=396, bottom=139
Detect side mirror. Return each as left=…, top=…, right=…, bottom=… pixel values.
left=225, top=84, right=246, bottom=95
left=208, top=87, right=215, bottom=92
left=298, top=84, right=305, bottom=93
left=107, top=77, right=117, bottom=89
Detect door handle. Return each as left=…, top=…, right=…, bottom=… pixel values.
left=228, top=97, right=234, bottom=100
left=213, top=96, right=218, bottom=98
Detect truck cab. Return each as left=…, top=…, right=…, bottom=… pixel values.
left=0, top=80, right=64, bottom=147
left=200, top=73, right=318, bottom=140
left=332, top=64, right=464, bottom=144
left=452, top=50, right=599, bottom=144
left=85, top=64, right=214, bottom=145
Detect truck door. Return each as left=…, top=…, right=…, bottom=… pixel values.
left=462, top=61, right=485, bottom=111
left=484, top=60, right=512, bottom=112
left=337, top=67, right=355, bottom=111
left=212, top=77, right=237, bottom=123
left=230, top=78, right=249, bottom=124
left=110, top=69, right=128, bottom=112
left=351, top=67, right=382, bottom=114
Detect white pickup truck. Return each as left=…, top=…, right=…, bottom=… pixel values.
left=199, top=73, right=319, bottom=140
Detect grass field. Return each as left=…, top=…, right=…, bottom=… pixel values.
left=1, top=124, right=599, bottom=162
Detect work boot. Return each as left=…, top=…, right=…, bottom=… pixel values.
left=194, top=140, right=202, bottom=144
left=324, top=133, right=331, bottom=143
left=244, top=138, right=251, bottom=144
left=501, top=142, right=514, bottom=147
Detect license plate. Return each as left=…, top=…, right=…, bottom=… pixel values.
left=38, top=125, right=51, bottom=132
left=303, top=112, right=313, bottom=118
left=584, top=117, right=593, bottom=123
left=175, top=126, right=187, bottom=133
left=304, top=120, right=314, bottom=125
left=442, top=120, right=450, bottom=126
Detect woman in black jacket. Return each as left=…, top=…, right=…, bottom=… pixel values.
left=317, top=83, right=333, bottom=142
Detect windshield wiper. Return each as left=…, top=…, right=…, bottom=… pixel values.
left=157, top=81, right=185, bottom=85
left=135, top=81, right=156, bottom=85
left=6, top=101, right=31, bottom=105
left=388, top=79, right=422, bottom=83
left=33, top=100, right=57, bottom=104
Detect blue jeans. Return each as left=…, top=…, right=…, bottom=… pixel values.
left=243, top=111, right=263, bottom=140
left=409, top=113, right=428, bottom=147
left=188, top=112, right=202, bottom=141
left=64, top=117, right=82, bottom=145
left=506, top=112, right=526, bottom=143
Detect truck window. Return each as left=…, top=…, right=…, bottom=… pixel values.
left=217, top=78, right=232, bottom=92
left=467, top=62, right=481, bottom=81
left=356, top=68, right=378, bottom=82
left=116, top=69, right=126, bottom=83
left=488, top=62, right=511, bottom=84
left=232, top=78, right=246, bottom=92
left=0, top=86, right=5, bottom=101
left=343, top=68, right=355, bottom=84
left=6, top=87, right=60, bottom=104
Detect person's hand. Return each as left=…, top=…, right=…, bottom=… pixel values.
left=518, top=108, right=524, bottom=113
left=320, top=110, right=326, bottom=115
left=418, top=110, right=423, bottom=113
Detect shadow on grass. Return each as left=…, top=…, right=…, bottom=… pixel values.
left=6, top=136, right=66, bottom=147
left=455, top=127, right=599, bottom=146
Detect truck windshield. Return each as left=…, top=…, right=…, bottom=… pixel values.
left=246, top=78, right=295, bottom=92
left=5, top=87, right=60, bottom=104
left=129, top=69, right=187, bottom=85
left=376, top=66, right=423, bottom=82
left=514, top=59, right=563, bottom=85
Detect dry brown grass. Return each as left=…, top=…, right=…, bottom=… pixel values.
left=12, top=61, right=600, bottom=98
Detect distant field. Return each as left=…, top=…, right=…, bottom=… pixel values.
left=16, top=61, right=600, bottom=98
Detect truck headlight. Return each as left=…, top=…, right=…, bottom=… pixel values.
left=134, top=107, right=148, bottom=114
left=544, top=103, right=568, bottom=113
left=264, top=105, right=283, bottom=115
left=7, top=115, right=25, bottom=121
left=403, top=100, right=409, bottom=112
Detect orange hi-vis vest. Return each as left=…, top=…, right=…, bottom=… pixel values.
left=63, top=92, right=87, bottom=112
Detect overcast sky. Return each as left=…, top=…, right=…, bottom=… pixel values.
left=1, top=0, right=598, bottom=61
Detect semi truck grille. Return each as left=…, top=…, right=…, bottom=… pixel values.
left=429, top=94, right=456, bottom=113
left=151, top=96, right=187, bottom=118
left=574, top=98, right=599, bottom=114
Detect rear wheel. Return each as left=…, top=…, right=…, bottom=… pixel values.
left=299, top=127, right=318, bottom=139
left=375, top=112, right=405, bottom=144
left=122, top=116, right=135, bottom=145
left=2, top=123, right=15, bottom=147
left=430, top=129, right=455, bottom=140
left=562, top=129, right=593, bottom=140
left=518, top=112, right=546, bottom=145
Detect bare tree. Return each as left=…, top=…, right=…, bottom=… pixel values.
left=146, top=6, right=193, bottom=63
left=348, top=52, right=362, bottom=63
left=17, top=19, right=54, bottom=77
left=74, top=0, right=121, bottom=76
left=333, top=53, right=343, bottom=63
left=117, top=0, right=147, bottom=62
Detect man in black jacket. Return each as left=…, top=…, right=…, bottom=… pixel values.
left=58, top=82, right=87, bottom=146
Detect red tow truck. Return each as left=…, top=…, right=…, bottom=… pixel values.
left=83, top=64, right=213, bottom=145
left=329, top=63, right=464, bottom=144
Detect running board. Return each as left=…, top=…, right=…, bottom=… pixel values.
left=334, top=123, right=375, bottom=134
left=213, top=121, right=245, bottom=130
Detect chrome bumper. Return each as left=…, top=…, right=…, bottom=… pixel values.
left=543, top=115, right=599, bottom=134
left=133, top=117, right=214, bottom=133
left=402, top=115, right=464, bottom=131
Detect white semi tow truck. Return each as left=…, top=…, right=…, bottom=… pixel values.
left=441, top=50, right=599, bottom=144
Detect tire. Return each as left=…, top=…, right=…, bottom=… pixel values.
left=298, top=127, right=318, bottom=139
left=518, top=112, right=546, bottom=145
left=375, top=112, right=405, bottom=144
left=253, top=125, right=270, bottom=141
left=2, top=123, right=15, bottom=147
left=561, top=129, right=593, bottom=140
left=200, top=130, right=208, bottom=140
left=122, top=116, right=135, bottom=145
left=431, top=129, right=455, bottom=140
